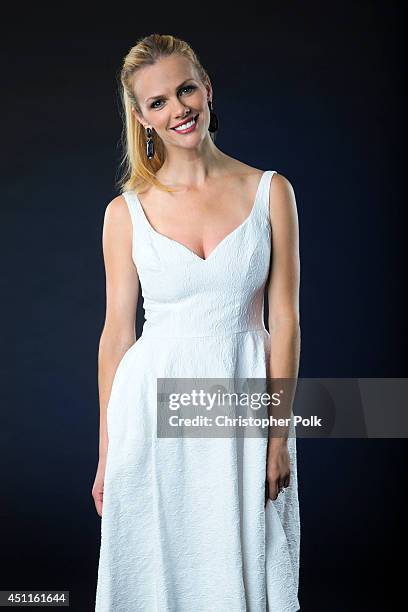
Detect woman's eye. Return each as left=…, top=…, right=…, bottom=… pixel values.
left=181, top=85, right=195, bottom=94
left=150, top=85, right=195, bottom=109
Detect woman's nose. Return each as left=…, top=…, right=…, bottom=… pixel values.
left=172, top=101, right=190, bottom=117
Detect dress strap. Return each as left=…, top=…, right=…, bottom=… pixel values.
left=264, top=170, right=277, bottom=206
left=122, top=190, right=138, bottom=225
left=121, top=190, right=153, bottom=240
left=257, top=170, right=277, bottom=225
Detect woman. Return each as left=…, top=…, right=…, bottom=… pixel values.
left=93, top=33, right=301, bottom=611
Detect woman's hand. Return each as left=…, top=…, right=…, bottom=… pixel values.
left=92, top=456, right=107, bottom=517
left=265, top=441, right=291, bottom=507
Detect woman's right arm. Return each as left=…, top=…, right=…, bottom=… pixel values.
left=92, top=195, right=139, bottom=516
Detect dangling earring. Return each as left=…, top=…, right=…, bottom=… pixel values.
left=145, top=126, right=154, bottom=159
left=208, top=100, right=219, bottom=133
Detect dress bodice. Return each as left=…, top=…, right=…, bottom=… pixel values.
left=122, top=170, right=276, bottom=339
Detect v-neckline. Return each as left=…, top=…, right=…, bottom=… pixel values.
left=132, top=170, right=267, bottom=263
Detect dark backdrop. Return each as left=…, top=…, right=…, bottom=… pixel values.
left=2, top=4, right=406, bottom=611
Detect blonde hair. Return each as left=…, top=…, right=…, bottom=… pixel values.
left=117, top=33, right=215, bottom=195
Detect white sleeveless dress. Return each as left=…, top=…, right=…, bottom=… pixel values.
left=95, top=170, right=301, bottom=612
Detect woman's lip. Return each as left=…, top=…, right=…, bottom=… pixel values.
left=171, top=114, right=199, bottom=130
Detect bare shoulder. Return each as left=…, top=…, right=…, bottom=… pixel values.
left=102, top=195, right=133, bottom=253
left=221, top=158, right=265, bottom=195
left=225, top=158, right=264, bottom=178
left=270, top=172, right=295, bottom=194
left=104, top=194, right=130, bottom=225
left=269, top=172, right=298, bottom=220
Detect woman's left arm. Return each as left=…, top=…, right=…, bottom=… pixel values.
left=265, top=172, right=301, bottom=503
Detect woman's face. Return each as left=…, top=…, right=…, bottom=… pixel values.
left=132, top=55, right=212, bottom=150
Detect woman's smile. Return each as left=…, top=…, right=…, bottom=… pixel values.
left=171, top=113, right=199, bottom=134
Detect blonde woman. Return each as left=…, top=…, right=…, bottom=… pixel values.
left=93, top=33, right=301, bottom=611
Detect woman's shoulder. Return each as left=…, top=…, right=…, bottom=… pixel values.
left=222, top=157, right=263, bottom=179
left=225, top=158, right=294, bottom=199
left=234, top=160, right=294, bottom=197
left=228, top=159, right=296, bottom=214
left=224, top=157, right=288, bottom=184
left=102, top=194, right=132, bottom=227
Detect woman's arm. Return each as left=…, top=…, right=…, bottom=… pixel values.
left=98, top=195, right=139, bottom=459
left=265, top=173, right=301, bottom=501
left=92, top=195, right=139, bottom=516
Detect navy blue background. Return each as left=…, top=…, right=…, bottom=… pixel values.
left=2, top=4, right=406, bottom=611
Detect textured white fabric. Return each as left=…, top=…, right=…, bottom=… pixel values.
left=95, top=170, right=301, bottom=611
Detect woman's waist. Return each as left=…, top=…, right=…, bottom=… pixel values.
left=140, top=324, right=269, bottom=340
left=140, top=306, right=267, bottom=339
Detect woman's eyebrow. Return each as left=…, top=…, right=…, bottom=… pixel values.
left=145, top=79, right=194, bottom=103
